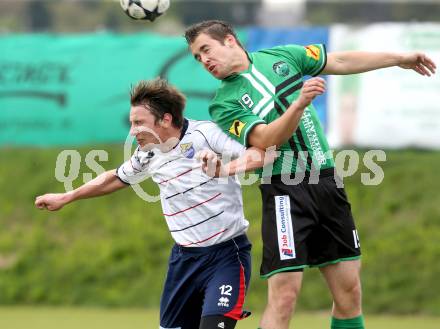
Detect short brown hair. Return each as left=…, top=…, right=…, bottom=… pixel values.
left=184, top=20, right=244, bottom=49
left=130, top=78, right=186, bottom=128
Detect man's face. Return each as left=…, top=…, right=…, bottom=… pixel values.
left=129, top=105, right=162, bottom=149
left=190, top=33, right=236, bottom=79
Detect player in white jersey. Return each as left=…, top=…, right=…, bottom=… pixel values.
left=35, top=78, right=274, bottom=329
left=118, top=118, right=249, bottom=247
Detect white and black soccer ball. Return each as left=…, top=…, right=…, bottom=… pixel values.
left=120, top=0, right=170, bottom=21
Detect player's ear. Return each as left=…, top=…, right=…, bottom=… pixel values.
left=224, top=35, right=235, bottom=48
left=160, top=113, right=173, bottom=128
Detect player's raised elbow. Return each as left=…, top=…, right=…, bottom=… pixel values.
left=247, top=124, right=278, bottom=150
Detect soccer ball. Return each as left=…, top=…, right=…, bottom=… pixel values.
left=120, top=0, right=170, bottom=21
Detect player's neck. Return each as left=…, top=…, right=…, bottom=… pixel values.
left=231, top=50, right=250, bottom=74
left=159, top=127, right=182, bottom=153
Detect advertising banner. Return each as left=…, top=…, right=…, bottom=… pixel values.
left=0, top=33, right=219, bottom=146
left=327, top=24, right=440, bottom=149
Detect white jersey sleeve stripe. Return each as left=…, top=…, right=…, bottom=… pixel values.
left=115, top=165, right=130, bottom=185
left=129, top=158, right=141, bottom=173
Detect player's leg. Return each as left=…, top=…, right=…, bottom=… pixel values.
left=199, top=315, right=237, bottom=329
left=161, top=294, right=203, bottom=329
left=309, top=176, right=364, bottom=328
left=259, top=270, right=303, bottom=329
left=200, top=235, right=252, bottom=329
left=320, top=260, right=364, bottom=328
left=258, top=181, right=316, bottom=329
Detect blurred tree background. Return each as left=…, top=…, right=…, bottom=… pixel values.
left=1, top=0, right=440, bottom=34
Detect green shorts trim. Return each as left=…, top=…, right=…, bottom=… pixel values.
left=260, top=255, right=361, bottom=279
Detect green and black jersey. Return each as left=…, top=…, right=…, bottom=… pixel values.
left=209, top=44, right=335, bottom=177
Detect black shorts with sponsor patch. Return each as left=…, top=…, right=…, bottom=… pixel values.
left=259, top=171, right=361, bottom=278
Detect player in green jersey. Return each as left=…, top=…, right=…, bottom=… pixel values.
left=185, top=20, right=436, bottom=329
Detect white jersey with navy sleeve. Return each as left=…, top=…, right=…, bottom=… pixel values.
left=116, top=119, right=249, bottom=247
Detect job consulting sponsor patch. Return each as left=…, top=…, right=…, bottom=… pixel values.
left=275, top=195, right=296, bottom=260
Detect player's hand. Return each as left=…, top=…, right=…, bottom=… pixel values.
left=398, top=52, right=436, bottom=76
left=196, top=150, right=226, bottom=178
left=35, top=193, right=69, bottom=211
left=296, top=77, right=326, bottom=109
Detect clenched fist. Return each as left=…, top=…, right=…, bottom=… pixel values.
left=296, top=77, right=326, bottom=109
left=35, top=193, right=70, bottom=211
left=196, top=150, right=225, bottom=178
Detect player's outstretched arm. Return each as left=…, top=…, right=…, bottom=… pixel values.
left=247, top=77, right=326, bottom=150
left=197, top=147, right=278, bottom=177
left=323, top=51, right=436, bottom=76
left=35, top=169, right=128, bottom=211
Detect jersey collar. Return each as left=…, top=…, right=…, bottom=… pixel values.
left=171, top=118, right=189, bottom=150
left=246, top=51, right=254, bottom=63
left=179, top=118, right=189, bottom=141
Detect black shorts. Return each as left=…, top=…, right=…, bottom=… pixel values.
left=259, top=172, right=361, bottom=278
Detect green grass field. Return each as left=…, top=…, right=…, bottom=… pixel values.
left=0, top=308, right=439, bottom=329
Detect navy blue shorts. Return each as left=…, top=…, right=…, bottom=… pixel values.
left=159, top=234, right=252, bottom=329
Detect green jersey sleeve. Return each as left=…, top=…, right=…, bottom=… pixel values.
left=209, top=99, right=265, bottom=147
left=270, top=44, right=327, bottom=77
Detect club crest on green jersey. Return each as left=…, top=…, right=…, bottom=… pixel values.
left=272, top=61, right=290, bottom=77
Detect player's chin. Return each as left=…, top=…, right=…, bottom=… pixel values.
left=214, top=73, right=228, bottom=80
left=209, top=69, right=226, bottom=80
